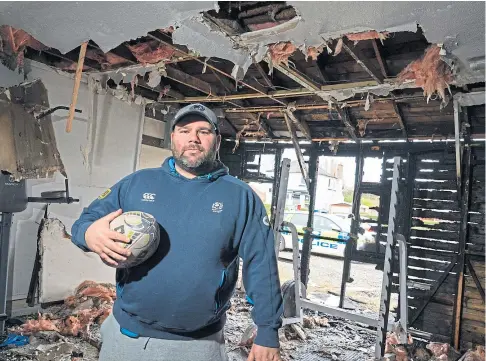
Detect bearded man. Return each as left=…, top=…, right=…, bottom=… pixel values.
left=71, top=103, right=284, bottom=361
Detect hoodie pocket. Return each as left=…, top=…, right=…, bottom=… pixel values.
left=214, top=258, right=239, bottom=314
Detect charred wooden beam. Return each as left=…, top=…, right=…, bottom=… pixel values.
left=211, top=67, right=275, bottom=138
left=371, top=39, right=388, bottom=78
left=137, top=78, right=184, bottom=100
left=335, top=106, right=358, bottom=141
left=453, top=135, right=472, bottom=349
left=409, top=254, right=458, bottom=325
left=342, top=39, right=384, bottom=84
left=283, top=113, right=310, bottom=190
left=371, top=42, right=407, bottom=139
left=42, top=48, right=102, bottom=70
left=466, top=258, right=485, bottom=303
left=392, top=101, right=408, bottom=139
left=284, top=108, right=312, bottom=141
left=147, top=32, right=287, bottom=106
left=164, top=66, right=216, bottom=95
left=254, top=62, right=276, bottom=90
left=270, top=63, right=321, bottom=92
left=300, top=145, right=319, bottom=286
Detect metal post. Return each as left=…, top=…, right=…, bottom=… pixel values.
left=403, top=153, right=416, bottom=242
left=375, top=151, right=386, bottom=253
left=300, top=146, right=319, bottom=286
left=0, top=212, right=13, bottom=335
left=375, top=156, right=401, bottom=359
left=282, top=221, right=303, bottom=322
left=270, top=148, right=283, bottom=227
left=453, top=99, right=462, bottom=197
left=453, top=130, right=472, bottom=349
left=397, top=234, right=408, bottom=343
left=339, top=152, right=363, bottom=308
left=283, top=113, right=310, bottom=191
left=273, top=158, right=291, bottom=256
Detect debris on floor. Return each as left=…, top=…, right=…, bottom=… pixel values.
left=1, top=282, right=484, bottom=361
left=381, top=331, right=482, bottom=361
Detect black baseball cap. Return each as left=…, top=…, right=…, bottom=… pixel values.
left=172, top=103, right=219, bottom=134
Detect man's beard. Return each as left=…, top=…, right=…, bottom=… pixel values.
left=171, top=142, right=218, bottom=175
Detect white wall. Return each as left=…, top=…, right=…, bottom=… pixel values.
left=6, top=61, right=146, bottom=303
left=137, top=116, right=172, bottom=170
left=138, top=145, right=172, bottom=170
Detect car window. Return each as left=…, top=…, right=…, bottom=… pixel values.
left=289, top=213, right=308, bottom=227
left=314, top=216, right=340, bottom=231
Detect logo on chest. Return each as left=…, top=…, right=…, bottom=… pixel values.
left=142, top=193, right=156, bottom=202
left=212, top=202, right=224, bottom=213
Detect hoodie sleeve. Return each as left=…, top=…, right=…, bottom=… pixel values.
left=71, top=176, right=132, bottom=252
left=237, top=190, right=283, bottom=348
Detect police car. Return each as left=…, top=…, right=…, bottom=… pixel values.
left=279, top=211, right=351, bottom=257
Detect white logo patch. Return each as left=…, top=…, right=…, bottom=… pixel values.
left=212, top=202, right=223, bottom=213
left=142, top=193, right=156, bottom=202
left=263, top=216, right=270, bottom=227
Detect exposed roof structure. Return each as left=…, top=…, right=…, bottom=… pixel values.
left=0, top=1, right=484, bottom=142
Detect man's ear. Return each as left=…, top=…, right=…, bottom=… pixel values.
left=216, top=134, right=222, bottom=150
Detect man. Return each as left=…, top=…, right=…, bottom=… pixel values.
left=71, top=103, right=283, bottom=361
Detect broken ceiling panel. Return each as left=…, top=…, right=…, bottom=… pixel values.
left=0, top=2, right=216, bottom=53
left=0, top=2, right=482, bottom=82
left=172, top=16, right=255, bottom=78
left=0, top=79, right=66, bottom=180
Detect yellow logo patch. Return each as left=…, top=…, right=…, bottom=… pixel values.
left=98, top=189, right=111, bottom=200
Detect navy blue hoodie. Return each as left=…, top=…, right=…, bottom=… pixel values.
left=71, top=157, right=283, bottom=347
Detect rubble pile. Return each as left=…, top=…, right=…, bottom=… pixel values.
left=0, top=281, right=114, bottom=360
left=12, top=281, right=114, bottom=339
left=382, top=331, right=484, bottom=361
left=1, top=283, right=484, bottom=361
left=224, top=291, right=377, bottom=361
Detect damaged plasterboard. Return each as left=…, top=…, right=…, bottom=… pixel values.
left=241, top=2, right=484, bottom=79
left=0, top=79, right=66, bottom=180
left=39, top=218, right=115, bottom=303
left=172, top=15, right=254, bottom=78
left=0, top=2, right=217, bottom=54
left=0, top=2, right=483, bottom=82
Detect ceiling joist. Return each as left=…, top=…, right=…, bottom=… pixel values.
left=341, top=38, right=385, bottom=84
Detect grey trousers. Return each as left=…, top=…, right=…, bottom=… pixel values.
left=99, top=313, right=229, bottom=361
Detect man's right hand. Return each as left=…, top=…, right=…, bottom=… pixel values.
left=85, top=209, right=131, bottom=267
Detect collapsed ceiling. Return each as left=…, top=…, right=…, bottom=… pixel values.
left=0, top=1, right=484, bottom=143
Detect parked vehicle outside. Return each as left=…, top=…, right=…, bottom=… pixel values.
left=279, top=211, right=375, bottom=257
left=280, top=211, right=351, bottom=257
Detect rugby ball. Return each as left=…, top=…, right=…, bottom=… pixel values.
left=109, top=211, right=160, bottom=268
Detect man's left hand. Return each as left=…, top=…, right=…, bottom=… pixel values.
left=247, top=344, right=282, bottom=361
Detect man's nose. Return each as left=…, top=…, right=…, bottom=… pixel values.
left=187, top=130, right=201, bottom=142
